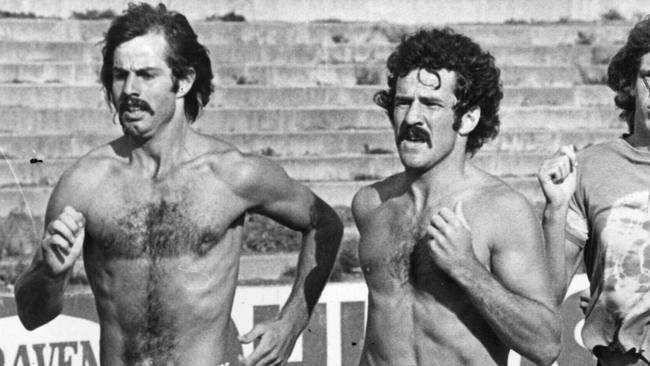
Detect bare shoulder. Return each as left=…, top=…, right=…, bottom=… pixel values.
left=352, top=173, right=405, bottom=224
left=47, top=140, right=124, bottom=219
left=467, top=177, right=541, bottom=249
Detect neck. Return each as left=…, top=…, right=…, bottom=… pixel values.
left=406, top=143, right=471, bottom=215
left=626, top=131, right=650, bottom=152
left=126, top=109, right=190, bottom=178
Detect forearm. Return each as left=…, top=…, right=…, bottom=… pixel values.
left=15, top=260, right=69, bottom=330
left=453, top=264, right=561, bottom=366
left=542, top=204, right=570, bottom=302
left=279, top=200, right=343, bottom=329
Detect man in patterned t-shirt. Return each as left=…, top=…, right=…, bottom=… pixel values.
left=539, top=17, right=650, bottom=366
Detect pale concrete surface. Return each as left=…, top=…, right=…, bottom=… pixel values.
left=0, top=0, right=648, bottom=23
left=0, top=84, right=615, bottom=109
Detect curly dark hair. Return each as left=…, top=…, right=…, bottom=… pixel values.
left=374, top=28, right=503, bottom=155
left=100, top=2, right=213, bottom=123
left=608, top=16, right=650, bottom=135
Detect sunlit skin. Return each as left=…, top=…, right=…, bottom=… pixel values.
left=353, top=68, right=560, bottom=366
left=15, top=32, right=342, bottom=366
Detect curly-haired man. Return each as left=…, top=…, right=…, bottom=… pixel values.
left=540, top=17, right=650, bottom=366
left=352, top=28, right=561, bottom=366
left=14, top=3, right=342, bottom=366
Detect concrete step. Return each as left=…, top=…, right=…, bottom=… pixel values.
left=0, top=40, right=618, bottom=66
left=0, top=175, right=547, bottom=218
left=0, top=136, right=620, bottom=189
left=0, top=105, right=624, bottom=134
left=0, top=19, right=633, bottom=46
left=0, top=129, right=622, bottom=163
left=0, top=61, right=608, bottom=87
left=0, top=84, right=615, bottom=109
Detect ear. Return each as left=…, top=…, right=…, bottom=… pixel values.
left=176, top=68, right=196, bottom=98
left=457, top=106, right=481, bottom=136
left=626, top=82, right=636, bottom=98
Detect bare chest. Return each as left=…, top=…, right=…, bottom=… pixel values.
left=82, top=170, right=246, bottom=260
left=358, top=205, right=490, bottom=291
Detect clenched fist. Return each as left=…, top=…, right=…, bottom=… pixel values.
left=41, top=206, right=85, bottom=276
left=538, top=145, right=578, bottom=208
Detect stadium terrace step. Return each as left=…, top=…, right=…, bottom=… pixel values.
left=0, top=62, right=608, bottom=87
left=0, top=40, right=619, bottom=66
left=0, top=135, right=622, bottom=189
left=0, top=84, right=615, bottom=109
left=0, top=129, right=623, bottom=163
left=0, top=175, right=547, bottom=218
left=0, top=19, right=634, bottom=47
left=0, top=105, right=623, bottom=134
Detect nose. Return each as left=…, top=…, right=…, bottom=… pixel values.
left=403, top=101, right=423, bottom=126
left=122, top=72, right=140, bottom=96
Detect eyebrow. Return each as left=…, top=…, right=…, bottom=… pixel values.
left=112, top=66, right=161, bottom=73
left=394, top=94, right=446, bottom=104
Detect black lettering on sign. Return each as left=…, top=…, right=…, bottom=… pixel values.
left=80, top=341, right=98, bottom=366
left=0, top=347, right=4, bottom=366
left=50, top=342, right=77, bottom=366
left=32, top=343, right=46, bottom=366
left=7, top=341, right=98, bottom=366
left=12, top=345, right=29, bottom=366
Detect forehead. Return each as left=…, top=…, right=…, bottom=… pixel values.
left=395, top=68, right=457, bottom=98
left=113, top=32, right=169, bottom=69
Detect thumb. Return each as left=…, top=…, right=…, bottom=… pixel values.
left=454, top=201, right=470, bottom=231
left=238, top=323, right=265, bottom=343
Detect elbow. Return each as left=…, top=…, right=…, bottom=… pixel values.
left=529, top=315, right=562, bottom=366
left=531, top=342, right=561, bottom=366
left=15, top=284, right=60, bottom=331
left=18, top=313, right=43, bottom=331
left=16, top=303, right=59, bottom=331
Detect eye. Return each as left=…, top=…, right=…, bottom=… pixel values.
left=112, top=70, right=127, bottom=80
left=139, top=72, right=155, bottom=80
left=394, top=98, right=411, bottom=108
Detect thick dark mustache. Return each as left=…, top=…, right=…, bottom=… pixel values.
left=397, top=124, right=432, bottom=147
left=118, top=96, right=154, bottom=115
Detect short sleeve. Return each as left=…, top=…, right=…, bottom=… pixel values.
left=565, top=195, right=589, bottom=248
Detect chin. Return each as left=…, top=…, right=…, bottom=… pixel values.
left=399, top=154, right=435, bottom=172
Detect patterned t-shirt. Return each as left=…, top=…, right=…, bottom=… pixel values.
left=567, top=138, right=650, bottom=353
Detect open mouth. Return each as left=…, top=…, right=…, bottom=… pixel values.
left=118, top=97, right=154, bottom=118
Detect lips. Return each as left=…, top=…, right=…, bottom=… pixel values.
left=118, top=96, right=154, bottom=119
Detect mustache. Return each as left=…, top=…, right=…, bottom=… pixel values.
left=118, top=95, right=154, bottom=115
left=397, top=124, right=432, bottom=147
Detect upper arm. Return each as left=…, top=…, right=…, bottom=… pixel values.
left=231, top=154, right=324, bottom=232
left=488, top=193, right=556, bottom=307
left=43, top=161, right=92, bottom=227
left=351, top=185, right=380, bottom=231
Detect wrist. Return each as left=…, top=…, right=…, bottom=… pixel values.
left=543, top=203, right=569, bottom=220
left=278, top=305, right=309, bottom=332
left=447, top=256, right=484, bottom=282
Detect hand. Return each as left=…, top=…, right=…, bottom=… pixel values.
left=538, top=145, right=578, bottom=208
left=426, top=201, right=477, bottom=275
left=238, top=318, right=301, bottom=366
left=41, top=206, right=85, bottom=276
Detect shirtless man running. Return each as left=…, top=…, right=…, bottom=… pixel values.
left=352, top=28, right=561, bottom=366
left=14, top=4, right=343, bottom=366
